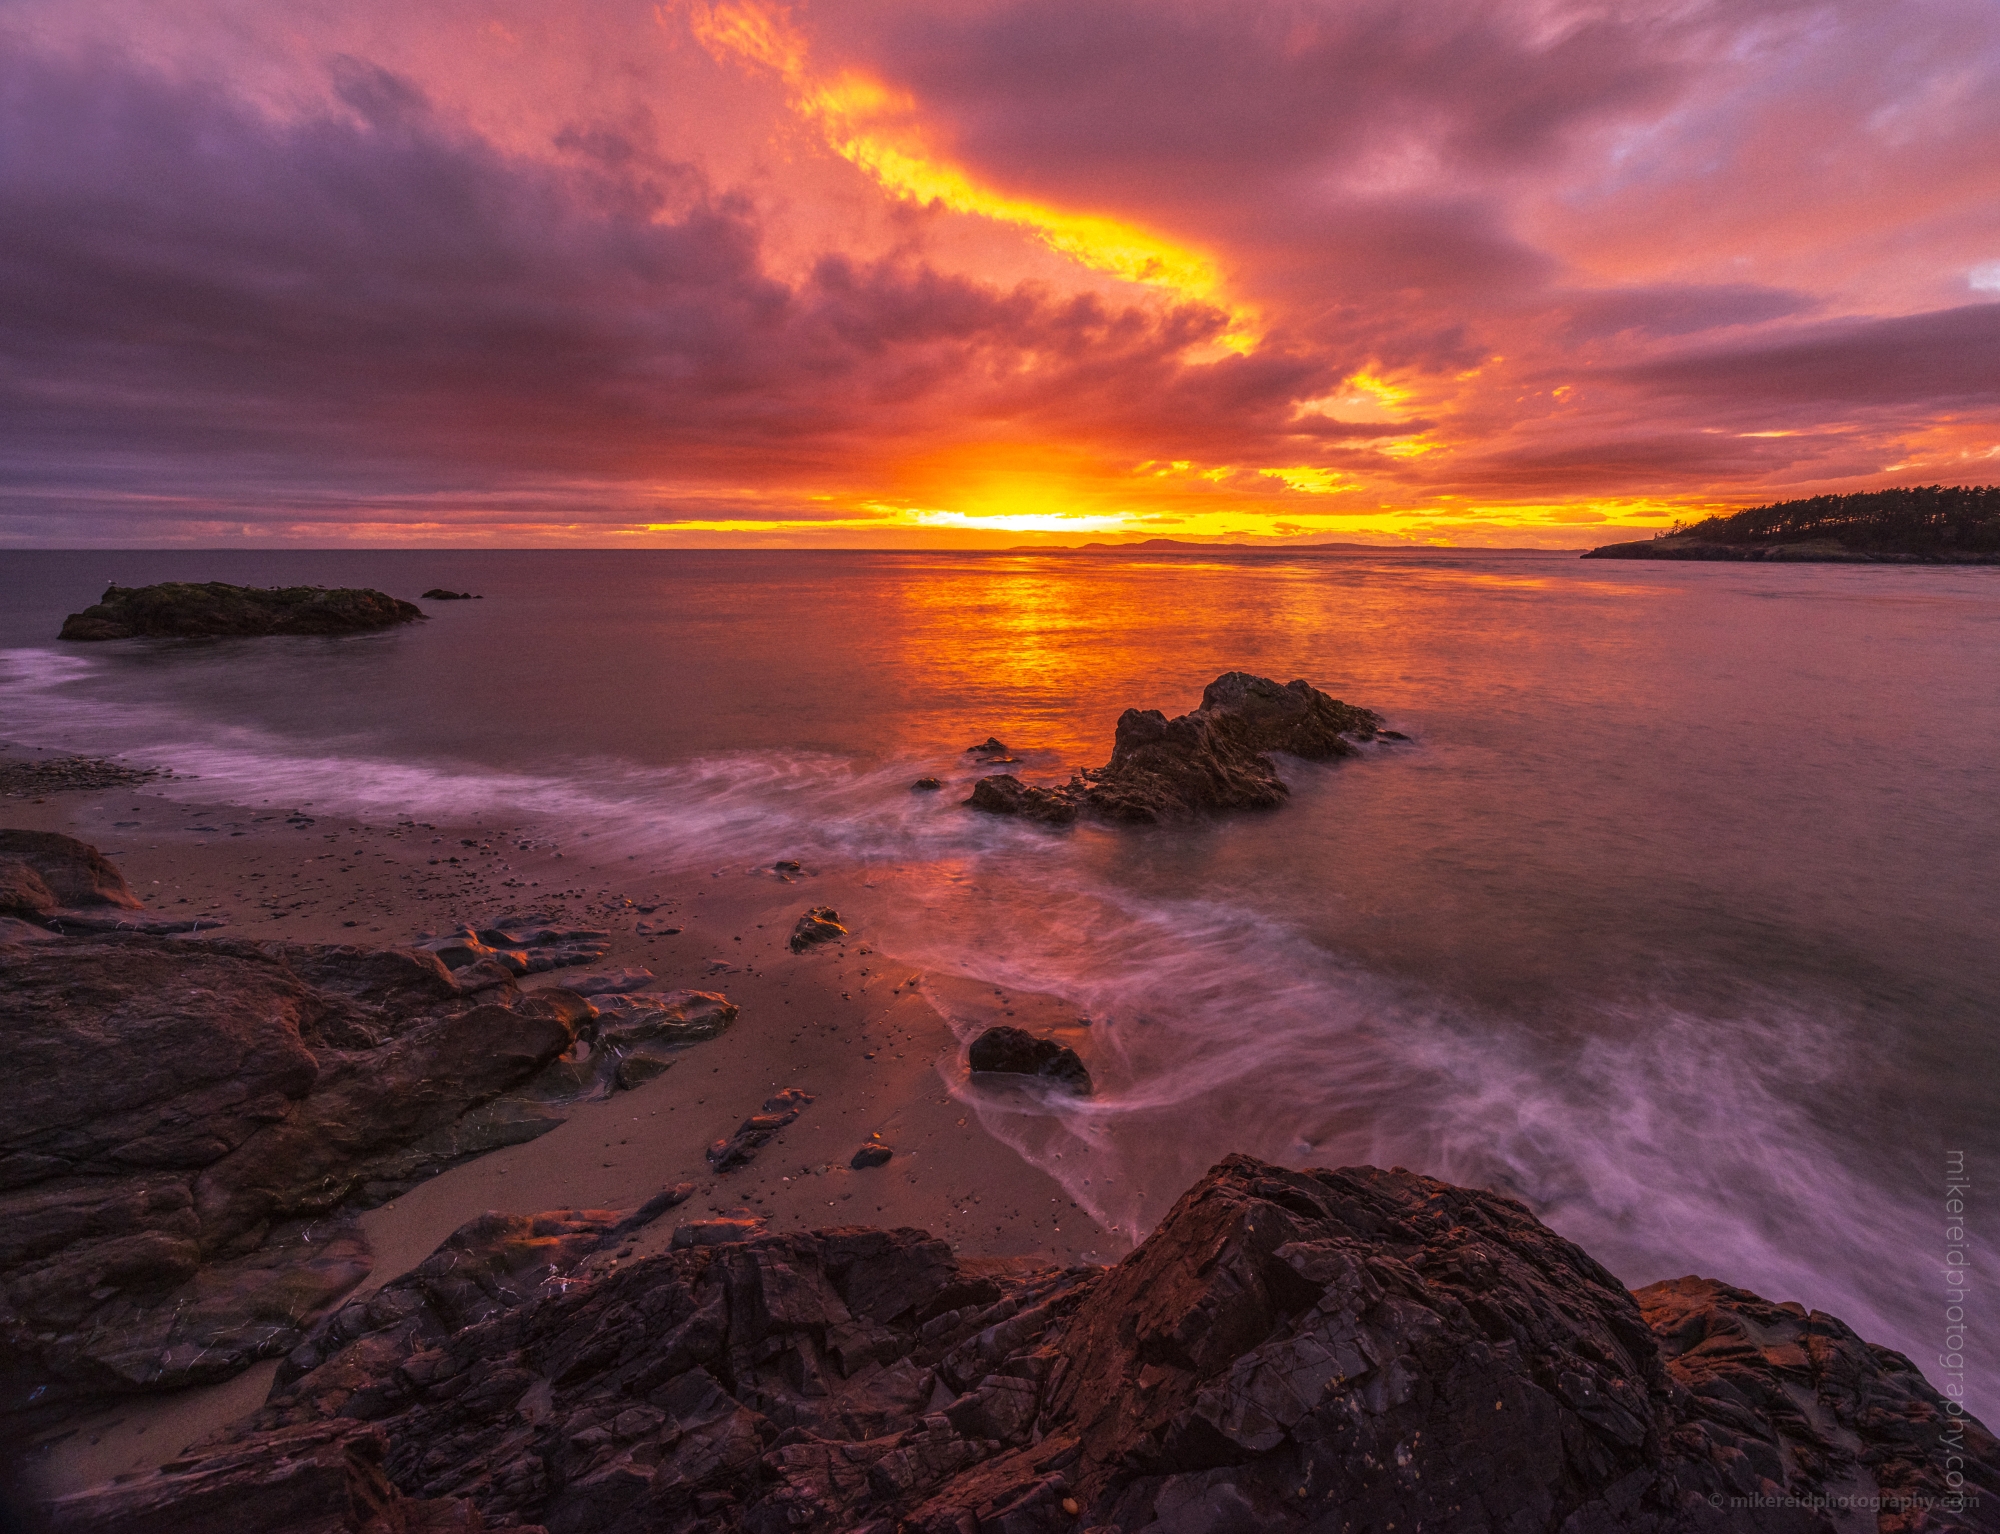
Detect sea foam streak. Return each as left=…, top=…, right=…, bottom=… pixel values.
left=4, top=645, right=1990, bottom=1419
left=865, top=820, right=1997, bottom=1420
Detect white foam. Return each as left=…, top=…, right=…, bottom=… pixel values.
left=3, top=643, right=1988, bottom=1419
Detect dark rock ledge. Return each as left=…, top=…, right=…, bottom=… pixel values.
left=41, top=1154, right=1997, bottom=1534
left=58, top=582, right=425, bottom=640
left=967, top=671, right=1389, bottom=825
left=0, top=919, right=730, bottom=1426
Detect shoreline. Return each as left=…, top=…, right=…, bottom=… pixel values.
left=6, top=766, right=1117, bottom=1498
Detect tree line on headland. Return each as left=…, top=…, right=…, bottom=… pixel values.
left=1587, top=484, right=2000, bottom=560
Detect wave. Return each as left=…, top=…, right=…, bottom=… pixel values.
left=876, top=860, right=1993, bottom=1419
left=5, top=643, right=1989, bottom=1420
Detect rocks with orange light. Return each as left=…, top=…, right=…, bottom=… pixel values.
left=788, top=904, right=847, bottom=951
left=54, top=1155, right=1995, bottom=1534
left=0, top=920, right=595, bottom=1423
left=968, top=671, right=1385, bottom=825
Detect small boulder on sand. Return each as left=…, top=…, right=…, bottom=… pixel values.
left=967, top=1025, right=1092, bottom=1094
left=789, top=905, right=846, bottom=952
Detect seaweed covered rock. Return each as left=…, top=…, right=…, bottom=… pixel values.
left=51, top=1156, right=1996, bottom=1533
left=969, top=671, right=1384, bottom=826
left=59, top=582, right=425, bottom=640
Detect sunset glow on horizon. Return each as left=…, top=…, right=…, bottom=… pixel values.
left=2, top=0, right=1996, bottom=547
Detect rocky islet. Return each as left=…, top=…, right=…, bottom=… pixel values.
left=58, top=583, right=427, bottom=641
left=966, top=671, right=1388, bottom=826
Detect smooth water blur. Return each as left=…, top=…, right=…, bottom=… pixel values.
left=3, top=547, right=1995, bottom=1412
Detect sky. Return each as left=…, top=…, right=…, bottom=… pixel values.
left=2, top=0, right=1997, bottom=548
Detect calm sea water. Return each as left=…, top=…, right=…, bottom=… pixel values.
left=3, top=548, right=1994, bottom=1413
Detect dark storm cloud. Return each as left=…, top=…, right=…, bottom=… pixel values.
left=1557, top=285, right=1821, bottom=342
left=825, top=0, right=1700, bottom=208
left=0, top=46, right=1323, bottom=525
left=1624, top=305, right=2000, bottom=409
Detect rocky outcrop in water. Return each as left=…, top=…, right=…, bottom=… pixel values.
left=58, top=582, right=425, bottom=640
left=0, top=930, right=602, bottom=1422
left=967, top=672, right=1385, bottom=826
left=48, top=1155, right=1996, bottom=1533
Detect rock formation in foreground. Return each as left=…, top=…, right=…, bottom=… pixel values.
left=48, top=1155, right=1996, bottom=1533
left=967, top=672, right=1387, bottom=826
left=0, top=924, right=730, bottom=1425
left=0, top=828, right=222, bottom=935
left=58, top=582, right=426, bottom=640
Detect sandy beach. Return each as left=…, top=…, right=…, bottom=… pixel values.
left=5, top=755, right=1116, bottom=1497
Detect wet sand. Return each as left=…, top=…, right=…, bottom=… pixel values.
left=6, top=767, right=1115, bottom=1497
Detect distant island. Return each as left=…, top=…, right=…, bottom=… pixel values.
left=1584, top=484, right=2000, bottom=562
left=59, top=581, right=426, bottom=640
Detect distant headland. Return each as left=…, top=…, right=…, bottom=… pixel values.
left=1584, top=485, right=2000, bottom=562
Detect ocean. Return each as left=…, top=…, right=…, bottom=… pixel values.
left=3, top=546, right=1994, bottom=1416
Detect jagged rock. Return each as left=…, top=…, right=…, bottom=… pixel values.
left=707, top=1089, right=816, bottom=1172
left=44, top=1418, right=536, bottom=1534
left=58, top=1156, right=1994, bottom=1534
left=911, top=777, right=943, bottom=791
left=421, top=588, right=476, bottom=600
left=1637, top=1275, right=1995, bottom=1533
left=967, top=672, right=1384, bottom=826
left=967, top=1026, right=1092, bottom=1094
left=0, top=933, right=587, bottom=1422
left=519, top=990, right=737, bottom=1104
left=966, top=773, right=1079, bottom=826
left=789, top=906, right=847, bottom=952
left=271, top=1207, right=669, bottom=1394
left=0, top=829, right=142, bottom=908
left=58, top=582, right=425, bottom=640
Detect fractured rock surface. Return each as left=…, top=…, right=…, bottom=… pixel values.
left=788, top=907, right=846, bottom=953
left=414, top=921, right=613, bottom=976
left=49, top=1155, right=1997, bottom=1533
left=0, top=932, right=590, bottom=1420
left=967, top=671, right=1386, bottom=826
